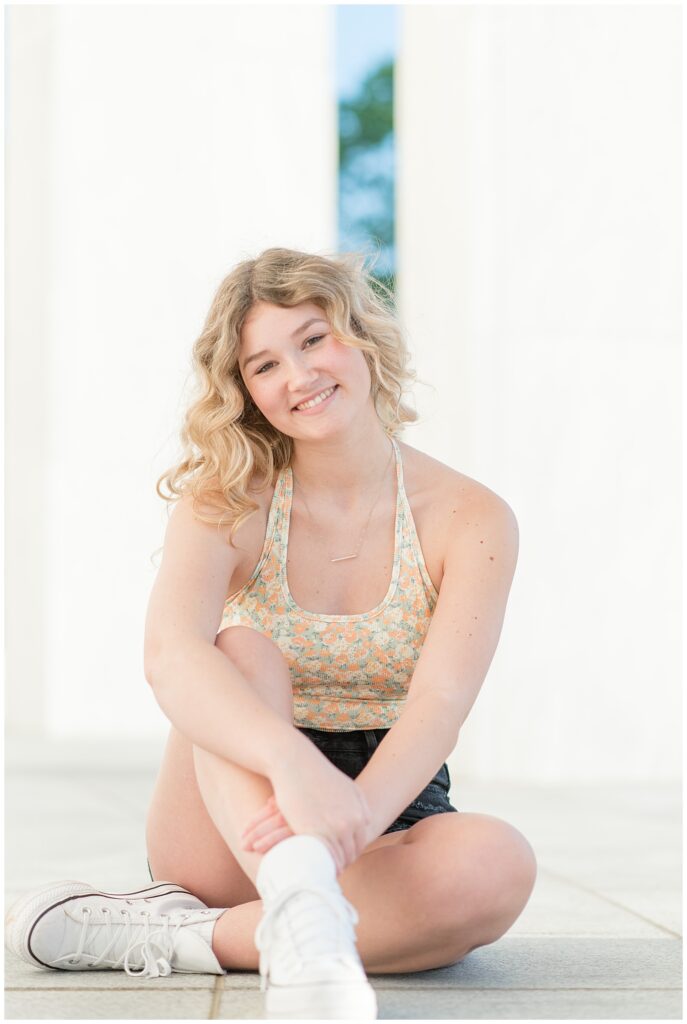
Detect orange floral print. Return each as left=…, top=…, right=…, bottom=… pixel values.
left=217, top=438, right=438, bottom=731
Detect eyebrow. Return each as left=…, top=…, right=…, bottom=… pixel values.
left=241, top=318, right=328, bottom=371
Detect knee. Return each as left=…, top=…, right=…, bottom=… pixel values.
left=215, top=626, right=293, bottom=712
left=477, top=816, right=537, bottom=893
left=216, top=625, right=285, bottom=668
left=429, top=815, right=537, bottom=949
left=463, top=815, right=537, bottom=914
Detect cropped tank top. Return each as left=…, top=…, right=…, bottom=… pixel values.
left=217, top=437, right=439, bottom=731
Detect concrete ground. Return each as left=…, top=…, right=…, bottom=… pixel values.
left=4, top=740, right=682, bottom=1020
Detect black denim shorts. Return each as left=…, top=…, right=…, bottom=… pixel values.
left=297, top=726, right=459, bottom=835
left=147, top=726, right=458, bottom=881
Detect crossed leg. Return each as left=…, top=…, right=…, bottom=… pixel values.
left=146, top=626, right=537, bottom=973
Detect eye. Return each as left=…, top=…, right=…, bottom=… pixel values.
left=255, top=336, right=324, bottom=375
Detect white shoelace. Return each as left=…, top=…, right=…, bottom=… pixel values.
left=254, top=884, right=360, bottom=993
left=51, top=906, right=206, bottom=979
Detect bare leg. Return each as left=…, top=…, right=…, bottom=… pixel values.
left=146, top=625, right=537, bottom=974
left=190, top=626, right=295, bottom=885
left=209, top=814, right=536, bottom=973
left=146, top=625, right=292, bottom=903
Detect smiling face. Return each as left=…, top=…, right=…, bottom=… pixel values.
left=238, top=300, right=374, bottom=439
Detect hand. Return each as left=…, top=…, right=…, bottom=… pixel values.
left=242, top=747, right=373, bottom=873
left=241, top=795, right=295, bottom=854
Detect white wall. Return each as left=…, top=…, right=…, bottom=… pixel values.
left=6, top=5, right=337, bottom=740
left=396, top=5, right=681, bottom=782
left=7, top=5, right=681, bottom=784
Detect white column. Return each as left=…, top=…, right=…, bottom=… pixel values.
left=6, top=5, right=337, bottom=739
left=396, top=5, right=681, bottom=782
left=6, top=7, right=57, bottom=738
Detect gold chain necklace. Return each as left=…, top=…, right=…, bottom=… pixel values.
left=291, top=439, right=395, bottom=562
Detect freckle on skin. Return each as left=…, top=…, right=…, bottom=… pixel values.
left=489, top=556, right=494, bottom=560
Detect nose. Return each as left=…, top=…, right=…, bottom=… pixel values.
left=285, top=354, right=320, bottom=398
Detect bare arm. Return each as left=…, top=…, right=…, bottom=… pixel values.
left=355, top=487, right=520, bottom=840
left=144, top=495, right=310, bottom=779
left=242, top=484, right=519, bottom=857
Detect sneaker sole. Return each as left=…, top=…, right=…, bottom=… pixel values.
left=5, top=880, right=200, bottom=969
left=265, top=978, right=378, bottom=1020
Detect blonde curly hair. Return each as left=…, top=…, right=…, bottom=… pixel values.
left=155, top=246, right=421, bottom=547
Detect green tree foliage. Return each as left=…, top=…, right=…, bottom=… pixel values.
left=339, top=60, right=395, bottom=297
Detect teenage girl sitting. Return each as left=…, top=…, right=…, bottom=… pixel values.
left=6, top=248, right=537, bottom=1020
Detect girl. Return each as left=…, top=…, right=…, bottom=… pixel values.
left=6, top=248, right=537, bottom=1020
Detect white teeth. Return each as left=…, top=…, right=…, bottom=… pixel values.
left=295, top=386, right=336, bottom=411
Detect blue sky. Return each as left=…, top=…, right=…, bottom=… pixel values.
left=335, top=5, right=398, bottom=100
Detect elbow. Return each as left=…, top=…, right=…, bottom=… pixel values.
left=144, top=651, right=167, bottom=690
left=143, top=638, right=213, bottom=691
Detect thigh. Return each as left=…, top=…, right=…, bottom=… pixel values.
left=300, top=727, right=459, bottom=836
left=385, top=761, right=459, bottom=834
left=145, top=725, right=259, bottom=908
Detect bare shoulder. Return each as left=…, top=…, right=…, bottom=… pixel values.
left=145, top=492, right=243, bottom=668
left=398, top=440, right=518, bottom=574
left=400, top=439, right=514, bottom=509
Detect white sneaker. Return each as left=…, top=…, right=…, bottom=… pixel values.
left=255, top=836, right=377, bottom=1020
left=5, top=880, right=226, bottom=978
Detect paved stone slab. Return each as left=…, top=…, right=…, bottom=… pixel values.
left=508, top=872, right=667, bottom=938
left=373, top=986, right=682, bottom=1019
left=3, top=986, right=216, bottom=1019
left=4, top=951, right=218, bottom=990
left=5, top=770, right=681, bottom=1023
left=216, top=984, right=265, bottom=1018
left=598, top=889, right=681, bottom=935
left=365, top=937, right=682, bottom=989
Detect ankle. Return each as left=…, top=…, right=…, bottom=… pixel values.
left=210, top=902, right=262, bottom=971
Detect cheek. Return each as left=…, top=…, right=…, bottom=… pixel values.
left=352, top=353, right=373, bottom=392
left=241, top=377, right=271, bottom=417
left=248, top=385, right=276, bottom=416
left=334, top=345, right=371, bottom=384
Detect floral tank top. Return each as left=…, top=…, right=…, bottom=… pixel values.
left=217, top=437, right=439, bottom=731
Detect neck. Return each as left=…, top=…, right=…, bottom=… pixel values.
left=289, top=425, right=395, bottom=514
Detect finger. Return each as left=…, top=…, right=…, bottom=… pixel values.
left=240, top=797, right=279, bottom=838
left=347, top=820, right=369, bottom=867
left=244, top=809, right=285, bottom=838
left=329, top=837, right=346, bottom=874
left=241, top=809, right=273, bottom=839
left=340, top=833, right=357, bottom=872
left=309, top=832, right=342, bottom=872
left=242, top=811, right=287, bottom=847
left=241, top=795, right=277, bottom=832
left=251, top=826, right=294, bottom=853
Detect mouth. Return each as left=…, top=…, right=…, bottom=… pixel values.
left=292, top=384, right=340, bottom=413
